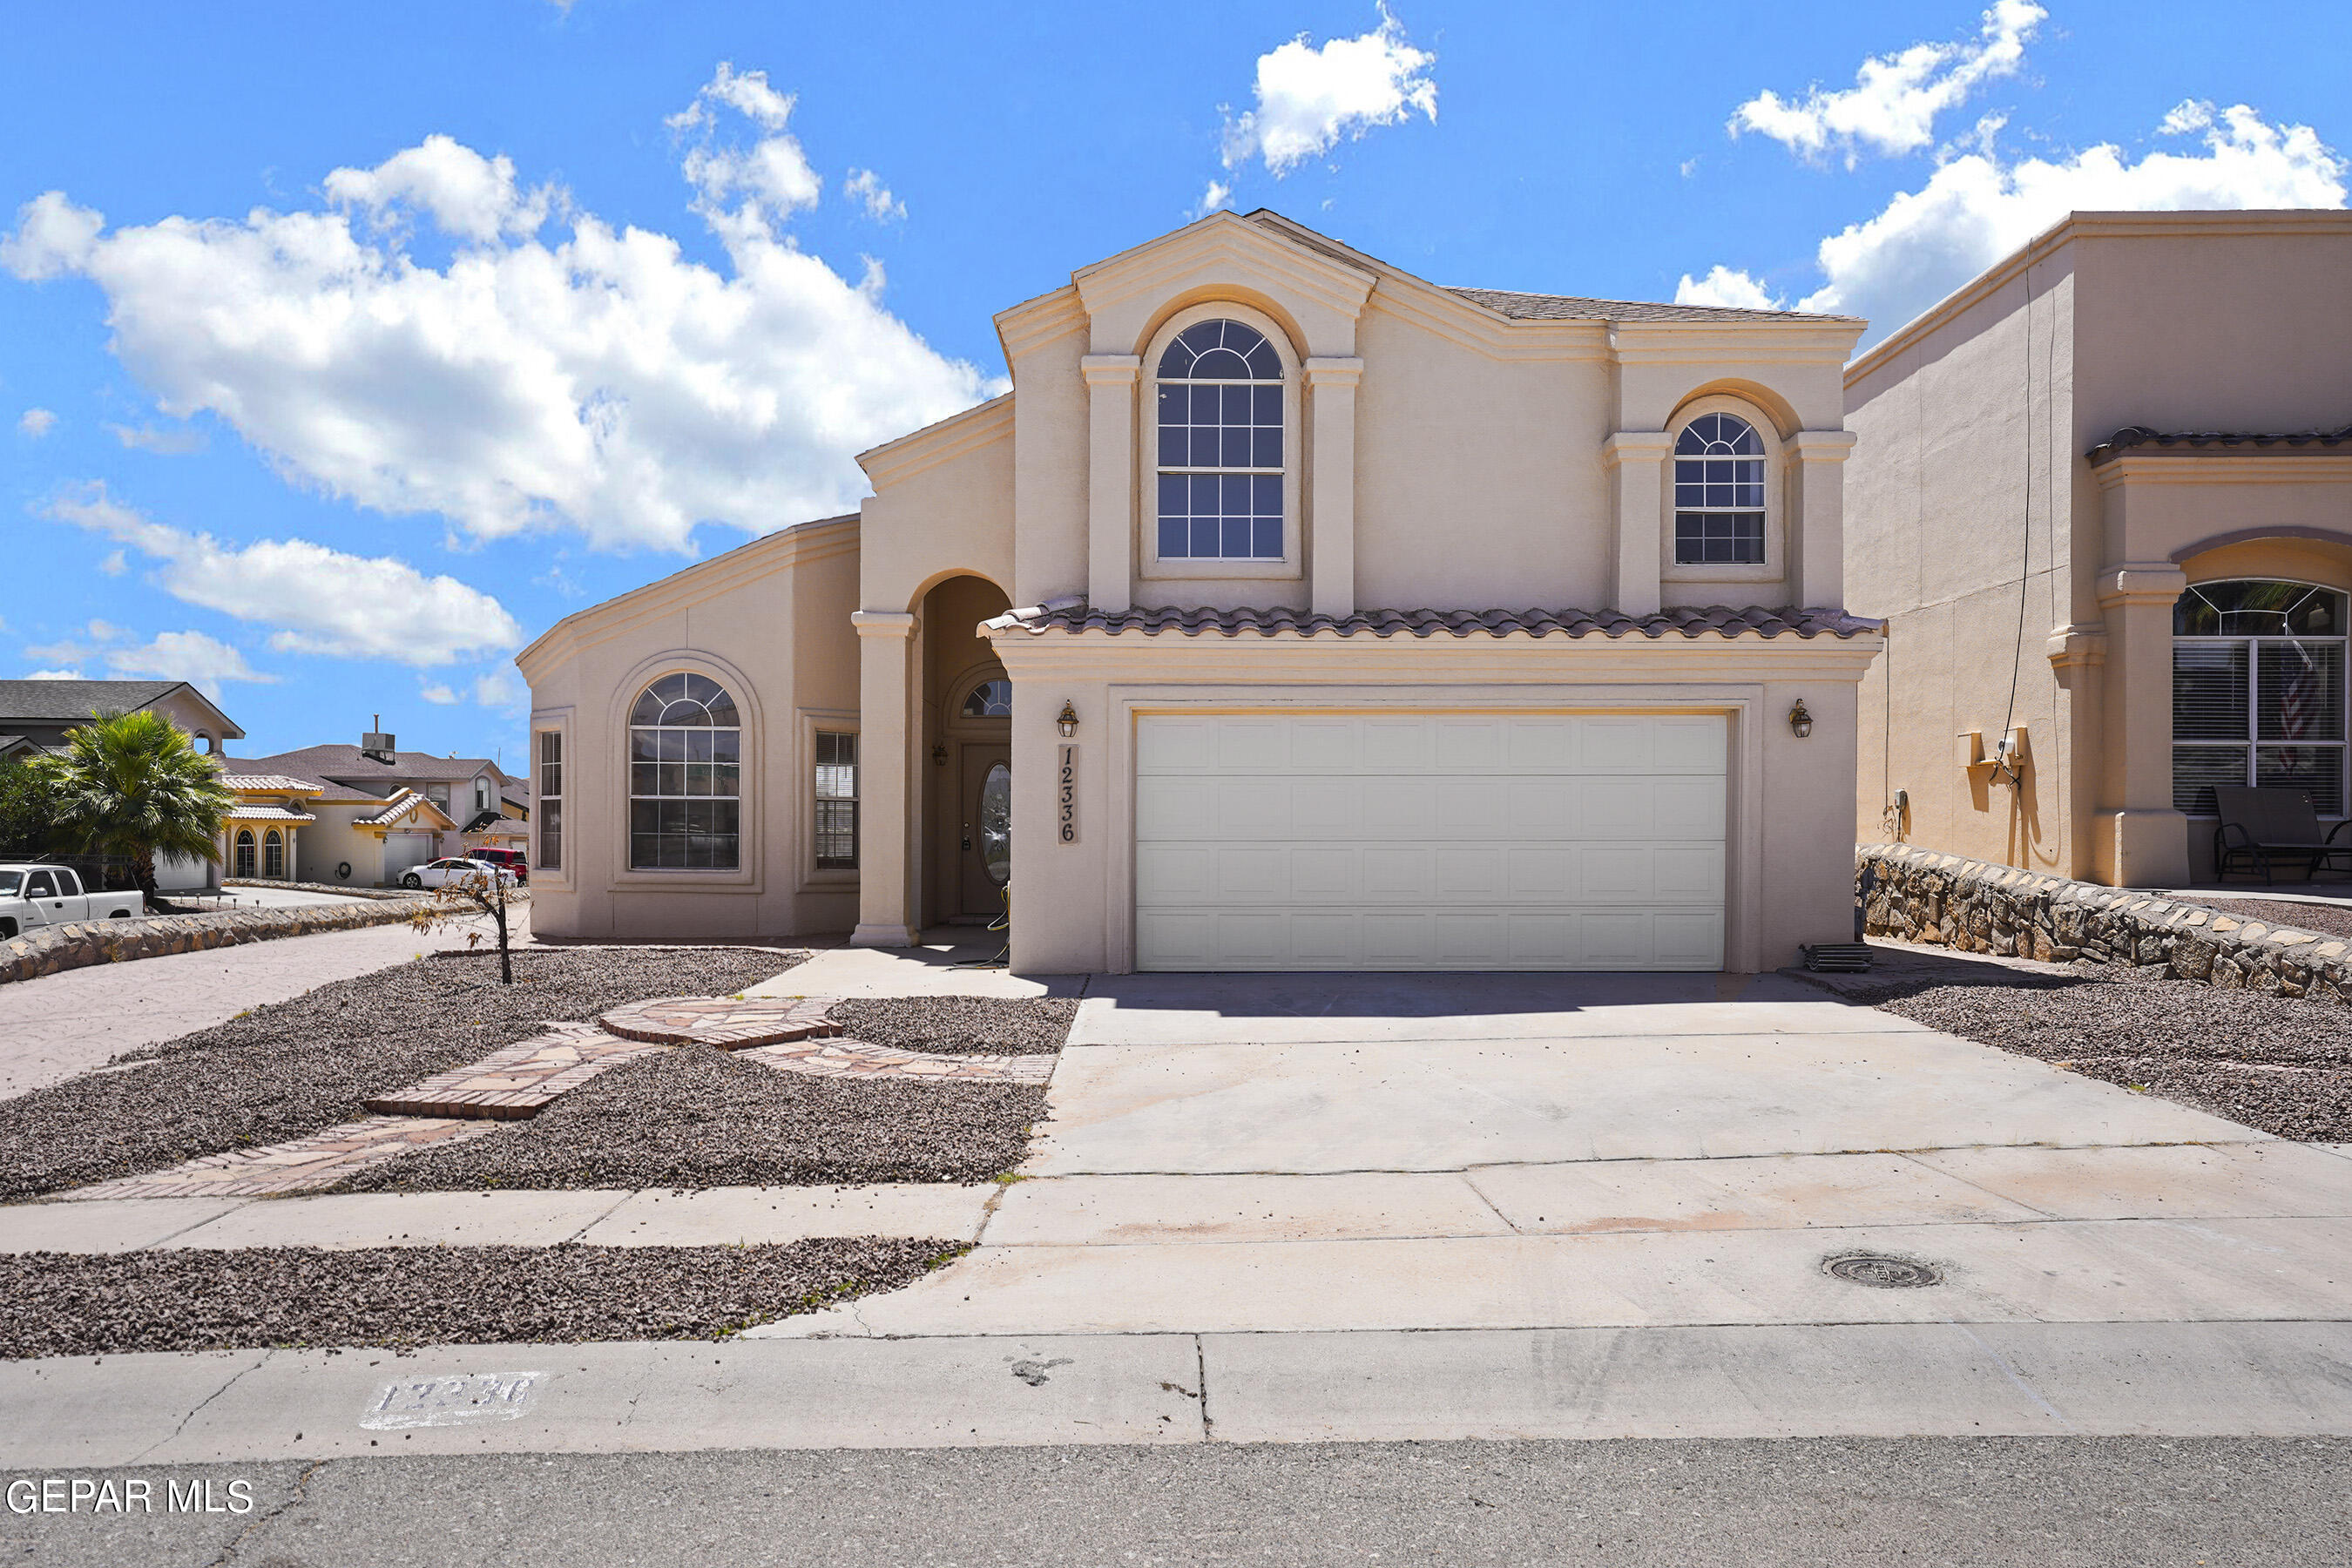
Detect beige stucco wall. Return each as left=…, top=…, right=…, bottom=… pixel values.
left=1847, top=212, right=2352, bottom=889
left=518, top=517, right=861, bottom=940
left=988, top=631, right=1878, bottom=974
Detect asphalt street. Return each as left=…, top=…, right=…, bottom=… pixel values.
left=4, top=1436, right=2345, bottom=1567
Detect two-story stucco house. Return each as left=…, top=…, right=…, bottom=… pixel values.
left=225, top=729, right=523, bottom=885
left=1847, top=210, right=2352, bottom=889
left=519, top=212, right=1882, bottom=973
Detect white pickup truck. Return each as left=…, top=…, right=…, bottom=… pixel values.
left=0, top=865, right=141, bottom=937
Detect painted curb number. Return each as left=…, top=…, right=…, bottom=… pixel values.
left=360, top=1371, right=548, bottom=1430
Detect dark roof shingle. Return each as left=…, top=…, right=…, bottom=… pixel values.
left=2087, top=422, right=2352, bottom=464
left=987, top=603, right=1882, bottom=641
left=0, top=679, right=180, bottom=722
left=1445, top=287, right=1855, bottom=325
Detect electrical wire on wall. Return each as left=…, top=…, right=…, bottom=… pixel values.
left=1993, top=255, right=2036, bottom=794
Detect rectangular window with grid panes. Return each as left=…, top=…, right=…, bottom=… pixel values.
left=814, top=731, right=858, bottom=870
left=537, top=730, right=562, bottom=870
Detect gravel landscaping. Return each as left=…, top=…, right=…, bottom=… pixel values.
left=2166, top=895, right=2352, bottom=943
left=1866, top=963, right=2352, bottom=1141
left=0, top=1240, right=958, bottom=1358
left=338, top=1044, right=1048, bottom=1192
left=0, top=948, right=801, bottom=1200
left=824, top=996, right=1078, bottom=1056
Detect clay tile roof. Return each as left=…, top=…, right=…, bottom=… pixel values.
left=985, top=601, right=1884, bottom=641
left=2086, top=422, right=2352, bottom=463
left=1445, top=287, right=1856, bottom=325
left=218, top=774, right=322, bottom=794
left=353, top=788, right=443, bottom=828
left=222, top=804, right=318, bottom=823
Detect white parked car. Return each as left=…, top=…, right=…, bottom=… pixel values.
left=0, top=864, right=140, bottom=937
left=398, top=856, right=520, bottom=891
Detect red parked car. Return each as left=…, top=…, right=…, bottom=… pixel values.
left=467, top=848, right=530, bottom=884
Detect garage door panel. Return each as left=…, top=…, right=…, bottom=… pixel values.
left=1430, top=781, right=1505, bottom=840
left=1136, top=713, right=1726, bottom=970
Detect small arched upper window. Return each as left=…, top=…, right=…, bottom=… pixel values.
left=959, top=678, right=1011, bottom=719
left=1156, top=319, right=1284, bottom=562
left=1673, top=413, right=1767, bottom=564
left=628, top=672, right=741, bottom=869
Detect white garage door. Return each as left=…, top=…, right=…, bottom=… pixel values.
left=383, top=833, right=436, bottom=881
left=1135, top=713, right=1726, bottom=971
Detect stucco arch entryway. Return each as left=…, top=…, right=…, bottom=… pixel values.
left=919, top=574, right=1014, bottom=928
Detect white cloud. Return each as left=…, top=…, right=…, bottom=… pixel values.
left=322, top=134, right=555, bottom=243
left=1681, top=104, right=2346, bottom=345
left=48, top=484, right=524, bottom=667
left=842, top=168, right=904, bottom=222
left=23, top=668, right=83, bottom=679
left=1220, top=5, right=1437, bottom=177
left=98, top=550, right=125, bottom=576
left=1196, top=180, right=1233, bottom=218
left=1731, top=1, right=2044, bottom=166
left=17, top=408, right=56, bottom=437
left=104, top=630, right=276, bottom=691
left=473, top=666, right=529, bottom=715
left=106, top=421, right=206, bottom=455
left=419, top=680, right=460, bottom=704
left=1796, top=104, right=2346, bottom=333
left=3, top=68, right=993, bottom=555
left=1673, top=264, right=1784, bottom=310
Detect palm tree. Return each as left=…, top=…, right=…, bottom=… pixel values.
left=31, top=708, right=235, bottom=907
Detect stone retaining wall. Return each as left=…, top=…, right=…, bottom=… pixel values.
left=1, top=890, right=531, bottom=986
left=1857, top=843, right=2351, bottom=1004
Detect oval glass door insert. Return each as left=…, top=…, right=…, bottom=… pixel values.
left=979, top=762, right=1012, bottom=885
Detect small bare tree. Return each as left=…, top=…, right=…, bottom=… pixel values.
left=407, top=865, right=520, bottom=984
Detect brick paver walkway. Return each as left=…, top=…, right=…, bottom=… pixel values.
left=598, top=996, right=840, bottom=1049
left=740, top=1038, right=1055, bottom=1085
left=365, top=1024, right=665, bottom=1119
left=59, top=1117, right=497, bottom=1200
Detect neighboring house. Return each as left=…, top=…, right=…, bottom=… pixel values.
left=0, top=678, right=245, bottom=890
left=223, top=728, right=512, bottom=886
left=519, top=211, right=1882, bottom=972
left=0, top=679, right=242, bottom=761
left=1846, top=210, right=2352, bottom=888
left=214, top=774, right=321, bottom=884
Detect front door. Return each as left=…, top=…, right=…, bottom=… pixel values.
left=958, top=745, right=1011, bottom=917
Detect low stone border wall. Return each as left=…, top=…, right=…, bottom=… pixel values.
left=1, top=890, right=531, bottom=986
left=1858, top=843, right=2351, bottom=1003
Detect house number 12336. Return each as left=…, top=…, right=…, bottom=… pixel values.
left=1057, top=745, right=1078, bottom=843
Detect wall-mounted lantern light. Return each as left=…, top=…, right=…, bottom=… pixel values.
left=1056, top=701, right=1080, bottom=739
left=930, top=743, right=948, bottom=767
left=1788, top=699, right=1815, bottom=739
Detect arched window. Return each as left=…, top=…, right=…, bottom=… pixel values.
left=233, top=829, right=255, bottom=879
left=2173, top=579, right=2346, bottom=815
left=959, top=678, right=1011, bottom=718
left=628, top=672, right=742, bottom=868
left=263, top=829, right=284, bottom=879
left=1155, top=318, right=1284, bottom=561
left=1673, top=414, right=1767, bottom=564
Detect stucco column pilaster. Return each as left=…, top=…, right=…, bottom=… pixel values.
left=1602, top=432, right=1673, bottom=617
left=2092, top=563, right=2188, bottom=888
left=849, top=609, right=921, bottom=947
left=1082, top=355, right=1140, bottom=615
left=1304, top=356, right=1363, bottom=619
left=1788, top=429, right=1856, bottom=608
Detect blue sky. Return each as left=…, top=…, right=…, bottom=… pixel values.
left=3, top=0, right=2345, bottom=769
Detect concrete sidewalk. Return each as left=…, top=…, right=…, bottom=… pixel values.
left=0, top=1184, right=996, bottom=1253
left=6, top=1321, right=2349, bottom=1468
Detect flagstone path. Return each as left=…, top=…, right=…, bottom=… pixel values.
left=36, top=996, right=1059, bottom=1202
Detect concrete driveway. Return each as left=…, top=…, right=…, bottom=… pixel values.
left=751, top=965, right=2352, bottom=1441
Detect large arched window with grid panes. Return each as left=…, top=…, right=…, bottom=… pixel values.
left=1155, top=319, right=1285, bottom=562
left=2173, top=579, right=2347, bottom=816
left=1673, top=414, right=1767, bottom=564
left=628, top=673, right=742, bottom=868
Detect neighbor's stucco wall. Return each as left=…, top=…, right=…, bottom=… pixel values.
left=1847, top=214, right=2352, bottom=889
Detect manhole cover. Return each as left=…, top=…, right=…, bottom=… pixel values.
left=1824, top=1254, right=1943, bottom=1288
